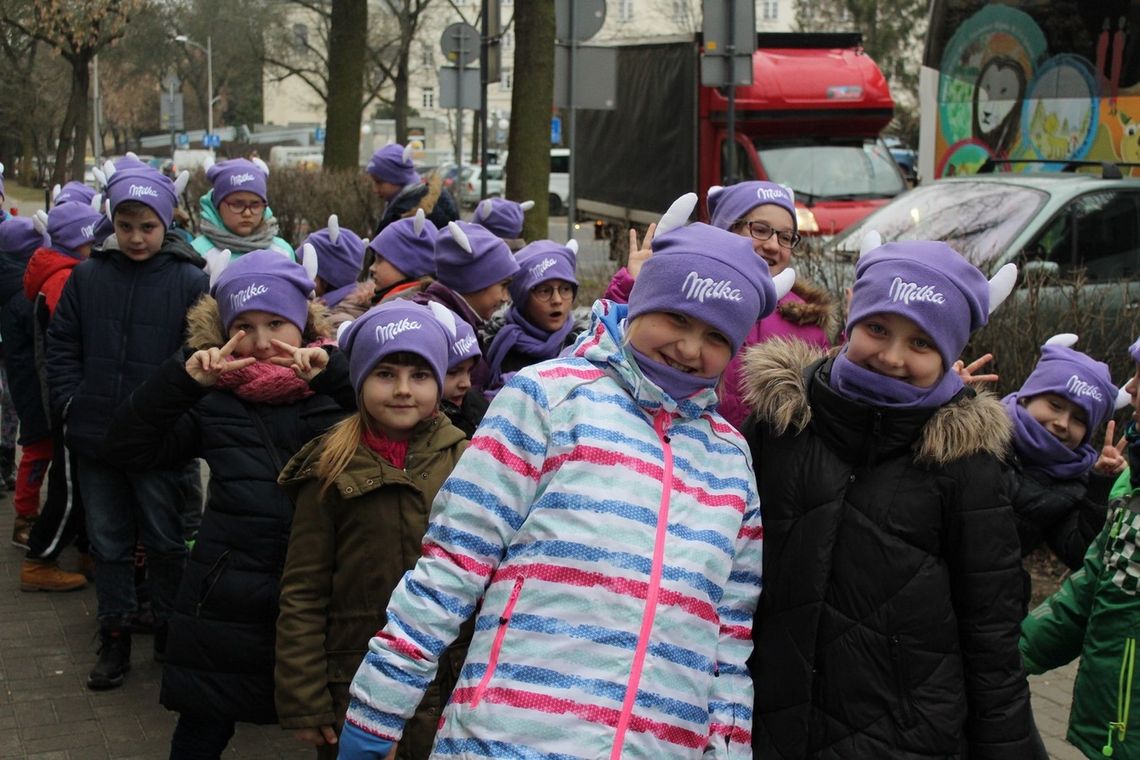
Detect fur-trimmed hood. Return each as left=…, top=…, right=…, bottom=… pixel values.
left=741, top=338, right=1011, bottom=466
left=780, top=278, right=836, bottom=332
left=184, top=294, right=333, bottom=350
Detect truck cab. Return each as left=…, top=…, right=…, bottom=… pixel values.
left=701, top=33, right=907, bottom=237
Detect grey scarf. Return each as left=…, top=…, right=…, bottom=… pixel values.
left=199, top=214, right=283, bottom=253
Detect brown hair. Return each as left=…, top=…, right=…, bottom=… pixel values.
left=112, top=200, right=160, bottom=221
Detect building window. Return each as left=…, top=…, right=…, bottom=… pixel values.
left=422, top=87, right=435, bottom=109
left=672, top=0, right=687, bottom=24
left=501, top=30, right=513, bottom=48
left=499, top=68, right=512, bottom=91
left=618, top=0, right=634, bottom=22
left=762, top=1, right=779, bottom=20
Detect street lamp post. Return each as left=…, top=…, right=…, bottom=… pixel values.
left=173, top=34, right=214, bottom=143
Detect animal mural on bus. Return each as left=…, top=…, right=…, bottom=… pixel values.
left=935, top=4, right=1140, bottom=177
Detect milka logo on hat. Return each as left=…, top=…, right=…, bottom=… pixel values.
left=529, top=257, right=558, bottom=280
left=888, top=276, right=945, bottom=306
left=375, top=318, right=421, bottom=342
left=756, top=186, right=790, bottom=203
left=682, top=271, right=742, bottom=303
left=229, top=283, right=268, bottom=311
left=1067, top=374, right=1105, bottom=402
left=229, top=172, right=256, bottom=186
left=81, top=223, right=95, bottom=239
left=128, top=184, right=158, bottom=199
left=452, top=335, right=477, bottom=356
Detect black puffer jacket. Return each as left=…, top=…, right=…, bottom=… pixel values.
left=373, top=172, right=459, bottom=236
left=740, top=340, right=1033, bottom=760
left=46, top=235, right=208, bottom=458
left=101, top=297, right=351, bottom=724
left=1005, top=457, right=1110, bottom=570
left=0, top=248, right=47, bottom=443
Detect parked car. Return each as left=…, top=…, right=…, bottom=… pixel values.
left=827, top=166, right=1140, bottom=380
left=457, top=164, right=504, bottom=208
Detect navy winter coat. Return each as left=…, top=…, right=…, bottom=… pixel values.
left=45, top=235, right=208, bottom=458
left=0, top=247, right=47, bottom=443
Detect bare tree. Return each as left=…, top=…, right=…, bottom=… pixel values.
left=0, top=0, right=142, bottom=184
left=323, top=0, right=366, bottom=169
left=370, top=0, right=434, bottom=144
left=0, top=24, right=69, bottom=185
left=504, top=0, right=554, bottom=240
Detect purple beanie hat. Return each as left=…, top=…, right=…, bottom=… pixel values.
left=1016, top=343, right=1117, bottom=442
left=446, top=315, right=481, bottom=368
left=366, top=144, right=420, bottom=186
left=628, top=222, right=778, bottom=354
left=54, top=181, right=97, bottom=207
left=508, top=240, right=578, bottom=306
left=1130, top=336, right=1140, bottom=364
left=435, top=221, right=520, bottom=294
left=212, top=249, right=314, bottom=332
left=847, top=241, right=992, bottom=372
left=107, top=166, right=177, bottom=228
left=302, top=216, right=365, bottom=291
left=207, top=158, right=268, bottom=204
left=339, top=301, right=450, bottom=396
left=47, top=203, right=103, bottom=256
left=369, top=211, right=438, bottom=279
left=0, top=218, right=47, bottom=259
left=474, top=198, right=532, bottom=239
left=708, top=181, right=797, bottom=232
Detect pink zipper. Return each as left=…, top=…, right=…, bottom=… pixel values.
left=471, top=575, right=525, bottom=708
left=610, top=410, right=675, bottom=758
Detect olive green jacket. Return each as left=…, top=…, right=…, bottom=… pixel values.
left=1021, top=469, right=1140, bottom=759
left=274, top=414, right=467, bottom=758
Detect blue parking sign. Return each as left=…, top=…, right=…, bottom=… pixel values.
left=551, top=116, right=562, bottom=145
left=315, top=127, right=327, bottom=144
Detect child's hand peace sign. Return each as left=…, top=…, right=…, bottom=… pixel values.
left=1094, top=419, right=1129, bottom=476
left=184, top=331, right=256, bottom=386
left=952, top=353, right=998, bottom=386
left=627, top=222, right=656, bottom=279
left=268, top=339, right=329, bottom=382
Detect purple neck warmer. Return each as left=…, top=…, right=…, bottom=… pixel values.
left=629, top=346, right=718, bottom=402
left=829, top=350, right=964, bottom=409
left=1003, top=394, right=1097, bottom=480
left=485, top=306, right=575, bottom=389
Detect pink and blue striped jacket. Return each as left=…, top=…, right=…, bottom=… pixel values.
left=344, top=300, right=763, bottom=759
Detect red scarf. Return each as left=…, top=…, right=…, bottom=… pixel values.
left=361, top=427, right=408, bottom=468
left=213, top=338, right=333, bottom=405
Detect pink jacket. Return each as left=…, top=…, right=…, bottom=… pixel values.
left=604, top=267, right=835, bottom=429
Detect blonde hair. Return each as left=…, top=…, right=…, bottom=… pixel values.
left=315, top=413, right=367, bottom=498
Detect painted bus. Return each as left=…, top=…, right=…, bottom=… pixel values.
left=920, top=0, right=1140, bottom=180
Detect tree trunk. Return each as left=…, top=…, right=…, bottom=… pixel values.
left=470, top=112, right=480, bottom=164
left=505, top=1, right=555, bottom=240
left=51, top=60, right=84, bottom=186
left=69, top=54, right=91, bottom=181
left=323, top=0, right=367, bottom=170
left=394, top=48, right=409, bottom=144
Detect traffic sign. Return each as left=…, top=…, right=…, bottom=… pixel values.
left=554, top=46, right=617, bottom=110
left=314, top=126, right=327, bottom=144
left=176, top=133, right=190, bottom=147
left=441, top=22, right=480, bottom=67
left=439, top=66, right=481, bottom=110
left=701, top=0, right=757, bottom=86
left=551, top=115, right=562, bottom=145
left=160, top=93, right=184, bottom=130
left=202, top=133, right=221, bottom=148
left=555, top=0, right=605, bottom=42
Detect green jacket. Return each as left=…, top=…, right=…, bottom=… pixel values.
left=190, top=192, right=294, bottom=258
left=1021, top=470, right=1140, bottom=759
left=274, top=414, right=467, bottom=759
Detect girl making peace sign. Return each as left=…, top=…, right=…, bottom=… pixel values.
left=102, top=249, right=352, bottom=758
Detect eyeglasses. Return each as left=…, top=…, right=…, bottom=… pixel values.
left=738, top=220, right=802, bottom=250
left=532, top=283, right=575, bottom=302
left=221, top=199, right=266, bottom=215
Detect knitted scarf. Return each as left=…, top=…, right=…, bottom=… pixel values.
left=829, top=350, right=964, bottom=410
left=200, top=213, right=283, bottom=254
left=484, top=306, right=574, bottom=390
left=213, top=339, right=332, bottom=405
left=361, top=427, right=408, bottom=469
left=1003, top=394, right=1097, bottom=480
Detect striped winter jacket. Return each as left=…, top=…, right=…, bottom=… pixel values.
left=344, top=299, right=763, bottom=759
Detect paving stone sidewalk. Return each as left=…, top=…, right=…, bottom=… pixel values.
left=0, top=493, right=1087, bottom=758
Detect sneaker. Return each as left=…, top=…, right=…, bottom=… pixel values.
left=87, top=628, right=131, bottom=690
left=20, top=559, right=87, bottom=592
left=11, top=513, right=37, bottom=549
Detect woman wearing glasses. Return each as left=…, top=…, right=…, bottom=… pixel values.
left=191, top=157, right=295, bottom=265
left=482, top=238, right=585, bottom=397
left=604, top=181, right=835, bottom=428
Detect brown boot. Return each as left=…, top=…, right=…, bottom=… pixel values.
left=20, top=559, right=87, bottom=592
left=11, top=513, right=37, bottom=549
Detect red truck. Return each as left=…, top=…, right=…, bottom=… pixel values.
left=575, top=32, right=907, bottom=239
